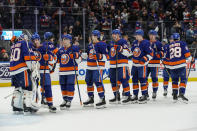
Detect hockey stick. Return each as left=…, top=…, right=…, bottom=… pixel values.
left=186, top=49, right=196, bottom=82
left=41, top=42, right=49, bottom=102
left=4, top=93, right=13, bottom=99
left=70, top=44, right=83, bottom=106
left=115, top=44, right=119, bottom=101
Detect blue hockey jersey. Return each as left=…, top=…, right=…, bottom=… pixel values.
left=56, top=45, right=81, bottom=75
left=10, top=40, right=36, bottom=75
left=108, top=38, right=131, bottom=68
left=131, top=39, right=153, bottom=67
left=148, top=40, right=163, bottom=67
left=86, top=41, right=108, bottom=70
left=32, top=42, right=55, bottom=74
left=164, top=41, right=191, bottom=69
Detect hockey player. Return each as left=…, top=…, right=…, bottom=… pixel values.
left=56, top=34, right=81, bottom=109
left=164, top=33, right=193, bottom=103
left=146, top=30, right=164, bottom=100
left=10, top=34, right=38, bottom=113
left=130, top=29, right=153, bottom=103
left=32, top=32, right=57, bottom=112
left=162, top=36, right=174, bottom=96
left=82, top=30, right=108, bottom=108
left=108, top=29, right=131, bottom=104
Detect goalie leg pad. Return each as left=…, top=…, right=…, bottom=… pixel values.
left=12, top=87, right=23, bottom=110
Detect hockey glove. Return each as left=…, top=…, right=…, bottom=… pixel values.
left=114, top=45, right=123, bottom=52
left=43, top=54, right=53, bottom=61
left=139, top=56, right=149, bottom=65
left=156, top=51, right=164, bottom=59
left=69, top=52, right=79, bottom=59
left=93, top=53, right=103, bottom=60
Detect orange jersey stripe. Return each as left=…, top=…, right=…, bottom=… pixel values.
left=110, top=59, right=128, bottom=65
left=24, top=56, right=37, bottom=61
left=59, top=66, right=78, bottom=71
left=10, top=62, right=27, bottom=71
left=40, top=66, right=49, bottom=70
left=149, top=60, right=160, bottom=64
left=87, top=61, right=105, bottom=66
left=163, top=59, right=186, bottom=66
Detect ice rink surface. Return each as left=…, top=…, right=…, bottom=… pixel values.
left=0, top=82, right=197, bottom=131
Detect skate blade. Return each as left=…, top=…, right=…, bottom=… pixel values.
left=152, top=98, right=156, bottom=101
left=49, top=110, right=56, bottom=113
left=173, top=100, right=178, bottom=103
left=95, top=105, right=106, bottom=109
left=83, top=104, right=94, bottom=107
left=109, top=101, right=121, bottom=104
left=131, top=101, right=138, bottom=104
left=13, top=111, right=24, bottom=115
left=121, top=101, right=132, bottom=105
left=138, top=101, right=147, bottom=104
left=60, top=107, right=67, bottom=110
left=179, top=99, right=189, bottom=104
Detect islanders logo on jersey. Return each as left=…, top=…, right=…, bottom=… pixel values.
left=61, top=54, right=70, bottom=64
left=110, top=47, right=116, bottom=57
left=34, top=51, right=42, bottom=61
left=89, top=49, right=96, bottom=59
left=133, top=47, right=141, bottom=57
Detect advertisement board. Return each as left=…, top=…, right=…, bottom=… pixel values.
left=0, top=61, right=196, bottom=87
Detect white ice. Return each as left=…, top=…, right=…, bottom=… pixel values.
left=0, top=82, right=197, bottom=131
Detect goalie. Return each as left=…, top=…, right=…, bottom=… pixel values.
left=10, top=34, right=39, bottom=114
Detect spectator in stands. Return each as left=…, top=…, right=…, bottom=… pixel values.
left=186, top=26, right=195, bottom=45
left=40, top=10, right=51, bottom=30
left=0, top=48, right=9, bottom=61
left=183, top=8, right=191, bottom=26
left=171, top=21, right=182, bottom=34
left=73, top=20, right=82, bottom=41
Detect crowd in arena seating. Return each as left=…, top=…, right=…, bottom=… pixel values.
left=0, top=0, right=196, bottom=44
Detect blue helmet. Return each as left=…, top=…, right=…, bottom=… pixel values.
left=62, top=34, right=72, bottom=41
left=172, top=33, right=180, bottom=40
left=148, top=30, right=157, bottom=35
left=135, top=29, right=144, bottom=36
left=92, top=30, right=101, bottom=38
left=44, top=32, right=54, bottom=40
left=112, top=29, right=121, bottom=35
left=18, top=34, right=25, bottom=40
left=31, top=33, right=40, bottom=41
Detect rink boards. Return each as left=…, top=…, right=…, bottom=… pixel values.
left=0, top=60, right=196, bottom=87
